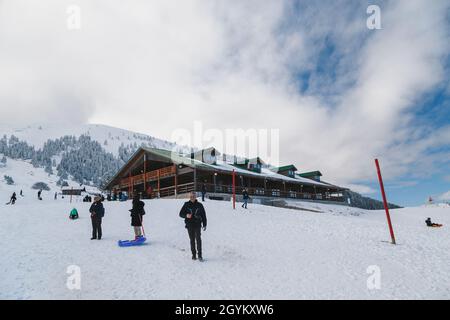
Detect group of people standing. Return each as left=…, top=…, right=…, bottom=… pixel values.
left=87, top=191, right=207, bottom=261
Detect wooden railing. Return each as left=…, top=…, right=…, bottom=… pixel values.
left=120, top=165, right=176, bottom=188
left=153, top=182, right=195, bottom=198
left=199, top=183, right=344, bottom=202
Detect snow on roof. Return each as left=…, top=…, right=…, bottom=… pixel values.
left=108, top=146, right=342, bottom=189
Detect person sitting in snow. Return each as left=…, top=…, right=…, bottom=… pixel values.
left=69, top=208, right=79, bottom=220
left=179, top=191, right=207, bottom=261
left=425, top=217, right=442, bottom=227
left=129, top=194, right=145, bottom=240
left=89, top=196, right=105, bottom=240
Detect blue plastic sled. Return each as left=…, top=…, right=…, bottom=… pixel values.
left=118, top=237, right=147, bottom=247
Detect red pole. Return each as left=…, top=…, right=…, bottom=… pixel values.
left=232, top=169, right=236, bottom=209
left=375, top=159, right=396, bottom=245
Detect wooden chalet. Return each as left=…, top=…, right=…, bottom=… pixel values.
left=104, top=146, right=345, bottom=202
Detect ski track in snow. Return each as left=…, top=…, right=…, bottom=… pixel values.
left=0, top=193, right=449, bottom=299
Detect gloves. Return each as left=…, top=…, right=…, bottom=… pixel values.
left=203, top=226, right=207, bottom=231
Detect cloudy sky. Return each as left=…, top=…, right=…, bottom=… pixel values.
left=0, top=0, right=449, bottom=206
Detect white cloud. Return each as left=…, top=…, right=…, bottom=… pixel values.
left=0, top=0, right=449, bottom=188
left=438, top=191, right=450, bottom=201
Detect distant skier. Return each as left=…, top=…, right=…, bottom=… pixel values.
left=69, top=208, right=79, bottom=220
left=89, top=196, right=105, bottom=240
left=129, top=194, right=146, bottom=240
left=201, top=184, right=206, bottom=202
left=242, top=189, right=250, bottom=209
left=179, top=191, right=207, bottom=261
left=6, top=192, right=17, bottom=205
left=425, top=217, right=443, bottom=228
left=37, top=189, right=42, bottom=200
left=54, top=192, right=57, bottom=200
left=20, top=190, right=23, bottom=197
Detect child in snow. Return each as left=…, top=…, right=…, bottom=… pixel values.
left=69, top=208, right=79, bottom=220
left=129, top=194, right=145, bottom=240
left=89, top=196, right=105, bottom=240
left=425, top=217, right=443, bottom=227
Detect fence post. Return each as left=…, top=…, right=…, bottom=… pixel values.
left=375, top=158, right=396, bottom=245
left=232, top=169, right=236, bottom=209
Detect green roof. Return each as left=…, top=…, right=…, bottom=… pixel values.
left=298, top=171, right=322, bottom=178
left=276, top=164, right=297, bottom=172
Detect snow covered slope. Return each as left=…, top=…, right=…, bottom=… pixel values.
left=0, top=196, right=448, bottom=299
left=0, top=157, right=99, bottom=202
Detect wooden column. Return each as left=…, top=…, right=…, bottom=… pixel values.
left=193, top=168, right=197, bottom=193
left=129, top=171, right=132, bottom=196
left=157, top=169, right=160, bottom=198
left=143, top=153, right=147, bottom=196
left=174, top=165, right=178, bottom=198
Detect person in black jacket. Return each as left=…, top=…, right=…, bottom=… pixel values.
left=130, top=194, right=145, bottom=240
left=425, top=217, right=442, bottom=227
left=89, top=196, right=105, bottom=240
left=201, top=183, right=206, bottom=202
left=8, top=192, right=17, bottom=205
left=179, top=191, right=207, bottom=261
left=242, top=189, right=249, bottom=209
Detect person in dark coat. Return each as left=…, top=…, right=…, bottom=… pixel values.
left=425, top=217, right=442, bottom=227
left=201, top=183, right=207, bottom=202
left=179, top=191, right=207, bottom=261
left=130, top=194, right=145, bottom=239
left=37, top=189, right=42, bottom=200
left=89, top=196, right=105, bottom=240
left=242, top=189, right=249, bottom=209
left=9, top=192, right=17, bottom=205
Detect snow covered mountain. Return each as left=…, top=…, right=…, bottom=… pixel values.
left=0, top=123, right=178, bottom=156
left=0, top=123, right=188, bottom=188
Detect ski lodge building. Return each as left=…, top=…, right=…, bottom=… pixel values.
left=104, top=146, right=345, bottom=203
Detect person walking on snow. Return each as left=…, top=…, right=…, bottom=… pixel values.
left=179, top=191, right=207, bottom=261
left=201, top=183, right=206, bottom=202
left=8, top=192, right=17, bottom=205
left=54, top=192, right=57, bottom=200
left=242, top=189, right=249, bottom=209
left=37, top=189, right=42, bottom=200
left=89, top=196, right=105, bottom=240
left=20, top=190, right=23, bottom=197
left=129, top=194, right=145, bottom=240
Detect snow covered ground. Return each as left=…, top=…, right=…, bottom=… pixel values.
left=1, top=192, right=449, bottom=299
